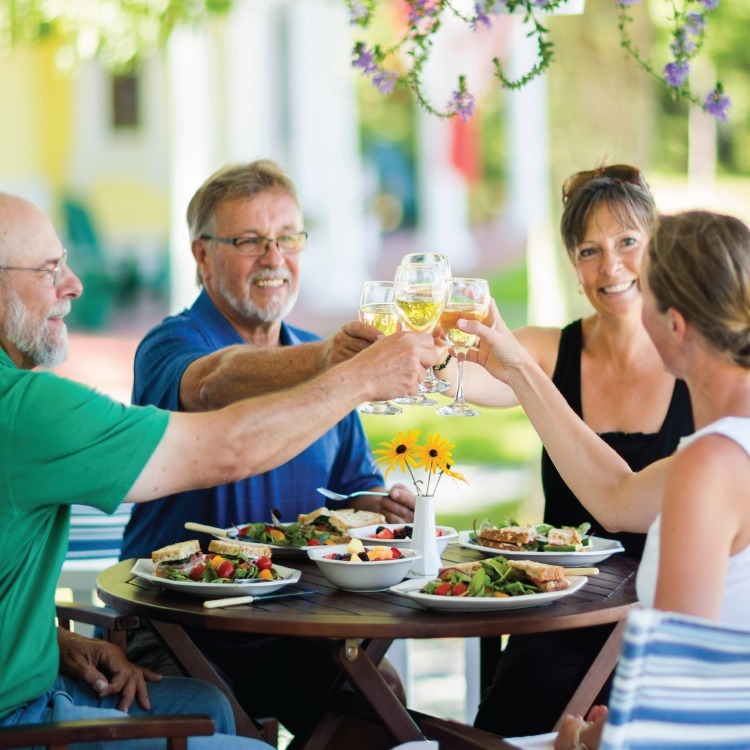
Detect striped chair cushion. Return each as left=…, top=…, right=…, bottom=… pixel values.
left=601, top=608, right=750, bottom=750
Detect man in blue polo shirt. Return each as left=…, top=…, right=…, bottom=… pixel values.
left=122, top=159, right=416, bottom=559
left=121, top=160, right=419, bottom=739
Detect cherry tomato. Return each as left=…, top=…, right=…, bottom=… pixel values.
left=256, top=556, right=273, bottom=571
left=434, top=582, right=452, bottom=596
left=452, top=582, right=468, bottom=597
left=189, top=564, right=206, bottom=582
left=307, top=538, right=321, bottom=546
left=216, top=560, right=235, bottom=579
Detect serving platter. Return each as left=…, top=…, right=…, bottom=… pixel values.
left=389, top=575, right=587, bottom=612
left=457, top=530, right=624, bottom=566
left=349, top=524, right=458, bottom=551
left=131, top=559, right=301, bottom=598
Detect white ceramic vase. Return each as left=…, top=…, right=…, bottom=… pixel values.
left=409, top=495, right=441, bottom=578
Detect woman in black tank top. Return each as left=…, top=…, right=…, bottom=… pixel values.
left=461, top=168, right=695, bottom=737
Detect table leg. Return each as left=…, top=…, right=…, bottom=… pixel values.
left=554, top=618, right=627, bottom=729
left=147, top=620, right=265, bottom=741
left=334, top=639, right=424, bottom=744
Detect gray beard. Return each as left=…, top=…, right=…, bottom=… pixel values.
left=2, top=284, right=69, bottom=369
left=215, top=270, right=298, bottom=324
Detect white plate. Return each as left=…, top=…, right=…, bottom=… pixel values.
left=389, top=576, right=587, bottom=611
left=131, top=559, right=301, bottom=598
left=457, top=530, right=625, bottom=565
left=349, top=524, right=458, bottom=552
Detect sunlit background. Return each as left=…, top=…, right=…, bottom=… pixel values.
left=3, top=0, right=748, bottom=732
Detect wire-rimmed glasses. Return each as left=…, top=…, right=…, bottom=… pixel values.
left=0, top=248, right=68, bottom=287
left=358, top=281, right=403, bottom=416
left=200, top=232, right=308, bottom=256
left=436, top=278, right=490, bottom=417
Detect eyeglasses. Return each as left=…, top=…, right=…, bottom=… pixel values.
left=200, top=232, right=308, bottom=257
left=562, top=165, right=649, bottom=202
left=0, top=248, right=68, bottom=287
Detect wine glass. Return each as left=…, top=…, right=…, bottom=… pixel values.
left=393, top=259, right=451, bottom=407
left=398, top=253, right=453, bottom=394
left=436, top=277, right=490, bottom=417
left=358, top=281, right=403, bottom=416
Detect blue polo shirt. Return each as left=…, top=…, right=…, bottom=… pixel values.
left=121, top=289, right=384, bottom=559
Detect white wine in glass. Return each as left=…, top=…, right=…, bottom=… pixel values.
left=393, top=261, right=450, bottom=407
left=437, top=278, right=490, bottom=417
left=358, top=281, right=402, bottom=415
left=398, top=252, right=452, bottom=394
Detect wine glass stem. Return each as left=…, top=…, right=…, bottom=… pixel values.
left=453, top=351, right=468, bottom=407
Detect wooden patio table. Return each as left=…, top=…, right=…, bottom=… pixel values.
left=96, top=545, right=638, bottom=748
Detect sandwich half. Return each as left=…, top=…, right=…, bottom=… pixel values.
left=152, top=539, right=203, bottom=578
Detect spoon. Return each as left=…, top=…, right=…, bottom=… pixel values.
left=317, top=487, right=391, bottom=502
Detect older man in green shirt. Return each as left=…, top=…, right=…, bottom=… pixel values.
left=0, top=192, right=439, bottom=746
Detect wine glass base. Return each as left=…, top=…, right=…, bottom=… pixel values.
left=358, top=401, right=402, bottom=415
left=436, top=403, right=482, bottom=417
left=421, top=378, right=451, bottom=394
left=393, top=394, right=439, bottom=407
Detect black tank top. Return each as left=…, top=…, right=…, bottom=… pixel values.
left=541, top=319, right=694, bottom=560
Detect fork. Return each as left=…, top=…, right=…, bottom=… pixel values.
left=317, top=487, right=390, bottom=502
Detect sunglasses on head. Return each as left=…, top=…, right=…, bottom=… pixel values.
left=561, top=164, right=649, bottom=202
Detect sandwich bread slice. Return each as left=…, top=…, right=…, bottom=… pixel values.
left=546, top=526, right=585, bottom=550
left=477, top=525, right=538, bottom=551
left=208, top=539, right=272, bottom=561
left=152, top=539, right=203, bottom=578
left=507, top=559, right=570, bottom=592
left=297, top=507, right=387, bottom=541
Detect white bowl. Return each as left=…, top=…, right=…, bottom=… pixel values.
left=307, top=544, right=421, bottom=592
left=349, top=524, right=458, bottom=554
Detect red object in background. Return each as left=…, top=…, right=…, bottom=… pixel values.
left=450, top=115, right=482, bottom=184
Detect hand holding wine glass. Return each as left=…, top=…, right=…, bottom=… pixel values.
left=437, top=277, right=490, bottom=417
left=357, top=280, right=403, bottom=415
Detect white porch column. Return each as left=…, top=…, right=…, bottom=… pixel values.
left=285, top=0, right=368, bottom=313
left=166, top=26, right=221, bottom=314
left=507, top=20, right=566, bottom=326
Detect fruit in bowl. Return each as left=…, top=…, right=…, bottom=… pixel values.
left=307, top=539, right=421, bottom=592
left=349, top=524, right=458, bottom=553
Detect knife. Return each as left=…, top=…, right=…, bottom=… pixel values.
left=184, top=521, right=262, bottom=543
left=203, top=589, right=317, bottom=609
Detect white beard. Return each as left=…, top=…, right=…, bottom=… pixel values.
left=215, top=269, right=298, bottom=324
left=2, top=283, right=70, bottom=369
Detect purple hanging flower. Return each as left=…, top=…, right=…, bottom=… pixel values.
left=663, top=61, right=690, bottom=88
left=373, top=70, right=398, bottom=95
left=471, top=3, right=492, bottom=30
left=671, top=29, right=696, bottom=57
left=697, top=0, right=718, bottom=9
left=407, top=0, right=441, bottom=24
left=685, top=13, right=706, bottom=35
left=352, top=43, right=378, bottom=75
left=704, top=87, right=731, bottom=122
left=615, top=0, right=641, bottom=6
left=348, top=1, right=369, bottom=23
left=447, top=89, right=476, bottom=122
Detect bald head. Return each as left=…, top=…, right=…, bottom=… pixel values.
left=0, top=192, right=58, bottom=267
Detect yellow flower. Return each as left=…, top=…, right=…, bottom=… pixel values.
left=412, top=432, right=454, bottom=475
left=373, top=429, right=421, bottom=479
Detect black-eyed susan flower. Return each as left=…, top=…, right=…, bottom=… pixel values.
left=376, top=431, right=468, bottom=496
left=373, top=429, right=421, bottom=479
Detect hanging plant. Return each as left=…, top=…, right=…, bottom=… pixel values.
left=346, top=0, right=730, bottom=122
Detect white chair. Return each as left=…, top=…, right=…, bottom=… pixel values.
left=57, top=503, right=133, bottom=606
left=601, top=608, right=750, bottom=749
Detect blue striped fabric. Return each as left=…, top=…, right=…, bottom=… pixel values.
left=65, top=503, right=132, bottom=560
left=601, top=609, right=750, bottom=750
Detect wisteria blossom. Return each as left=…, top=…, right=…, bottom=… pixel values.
left=663, top=60, right=690, bottom=88
left=373, top=70, right=398, bottom=95
left=447, top=87, right=476, bottom=122
left=705, top=86, right=731, bottom=122
left=684, top=13, right=706, bottom=35
left=698, top=0, right=718, bottom=9
left=352, top=43, right=378, bottom=75
left=615, top=0, right=641, bottom=6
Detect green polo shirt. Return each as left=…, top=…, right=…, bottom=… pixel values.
left=0, top=348, right=169, bottom=720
